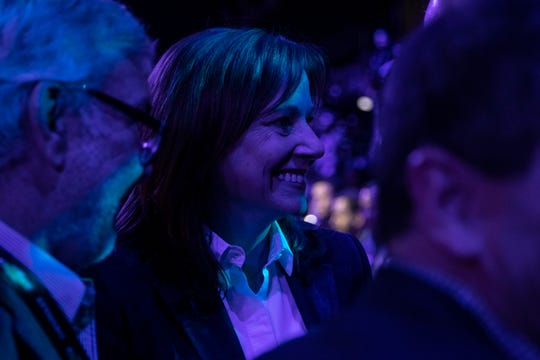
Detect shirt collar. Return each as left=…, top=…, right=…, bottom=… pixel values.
left=0, top=219, right=87, bottom=321
left=269, top=221, right=294, bottom=275
left=209, top=221, right=294, bottom=276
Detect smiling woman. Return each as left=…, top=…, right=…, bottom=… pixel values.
left=84, top=26, right=373, bottom=360
left=219, top=71, right=324, bottom=223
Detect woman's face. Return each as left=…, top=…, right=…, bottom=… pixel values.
left=217, top=71, right=324, bottom=222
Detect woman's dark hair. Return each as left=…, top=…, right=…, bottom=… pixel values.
left=116, top=27, right=327, bottom=310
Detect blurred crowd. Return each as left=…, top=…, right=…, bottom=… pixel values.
left=304, top=180, right=378, bottom=265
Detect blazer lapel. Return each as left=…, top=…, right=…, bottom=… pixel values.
left=288, top=224, right=340, bottom=330
left=287, top=262, right=338, bottom=330
left=153, top=279, right=245, bottom=360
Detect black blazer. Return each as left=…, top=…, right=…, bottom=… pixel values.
left=85, top=221, right=372, bottom=360
left=258, top=266, right=515, bottom=360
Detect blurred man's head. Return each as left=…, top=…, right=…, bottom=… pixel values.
left=371, top=0, right=540, bottom=344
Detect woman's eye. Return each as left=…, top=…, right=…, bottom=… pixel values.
left=274, top=117, right=294, bottom=133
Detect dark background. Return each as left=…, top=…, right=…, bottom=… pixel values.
left=121, top=0, right=431, bottom=191
left=122, top=0, right=429, bottom=62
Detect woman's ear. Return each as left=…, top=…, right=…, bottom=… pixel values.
left=26, top=81, right=67, bottom=171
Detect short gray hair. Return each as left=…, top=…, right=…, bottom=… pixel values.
left=0, top=0, right=155, bottom=165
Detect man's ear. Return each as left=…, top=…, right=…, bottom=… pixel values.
left=26, top=81, right=67, bottom=171
left=405, top=146, right=485, bottom=258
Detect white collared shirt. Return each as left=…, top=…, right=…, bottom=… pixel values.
left=210, top=221, right=307, bottom=360
left=0, top=220, right=97, bottom=359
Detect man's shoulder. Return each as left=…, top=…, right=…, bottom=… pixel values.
left=258, top=272, right=508, bottom=360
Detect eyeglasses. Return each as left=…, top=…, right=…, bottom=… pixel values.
left=0, top=79, right=163, bottom=166
left=71, top=84, right=163, bottom=166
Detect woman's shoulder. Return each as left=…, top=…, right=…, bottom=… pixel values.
left=297, top=220, right=360, bottom=248
left=293, top=220, right=373, bottom=293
